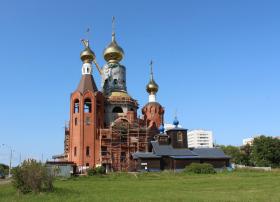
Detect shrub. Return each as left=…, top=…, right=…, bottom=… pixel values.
left=87, top=166, right=106, bottom=176
left=184, top=163, right=216, bottom=174
left=12, top=159, right=54, bottom=194
left=95, top=166, right=106, bottom=174
left=87, top=168, right=96, bottom=176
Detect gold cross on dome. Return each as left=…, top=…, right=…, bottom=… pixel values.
left=81, top=27, right=91, bottom=48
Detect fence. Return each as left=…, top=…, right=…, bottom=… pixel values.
left=234, top=164, right=271, bottom=171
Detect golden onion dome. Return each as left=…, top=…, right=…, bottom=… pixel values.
left=103, top=33, right=124, bottom=63
left=80, top=48, right=95, bottom=62
left=80, top=39, right=95, bottom=63
left=146, top=60, right=159, bottom=94
left=104, top=17, right=124, bottom=63
left=146, top=79, right=159, bottom=94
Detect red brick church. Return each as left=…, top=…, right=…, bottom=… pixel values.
left=57, top=20, right=230, bottom=172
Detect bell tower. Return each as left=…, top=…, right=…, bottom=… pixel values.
left=68, top=39, right=104, bottom=169
left=142, top=61, right=164, bottom=128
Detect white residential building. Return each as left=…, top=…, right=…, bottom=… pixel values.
left=164, top=123, right=182, bottom=131
left=187, top=129, right=213, bottom=148
left=242, top=137, right=254, bottom=146
left=243, top=135, right=280, bottom=146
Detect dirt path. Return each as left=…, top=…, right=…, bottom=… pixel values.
left=0, top=179, right=11, bottom=185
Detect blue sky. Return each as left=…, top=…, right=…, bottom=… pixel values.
left=0, top=0, right=280, bottom=166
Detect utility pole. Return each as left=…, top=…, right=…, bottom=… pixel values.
left=9, top=149, right=12, bottom=177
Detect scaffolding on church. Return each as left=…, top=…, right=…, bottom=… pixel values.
left=99, top=120, right=156, bottom=172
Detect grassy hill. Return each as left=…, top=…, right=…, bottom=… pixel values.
left=0, top=170, right=280, bottom=202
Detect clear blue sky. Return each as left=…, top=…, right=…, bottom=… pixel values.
left=0, top=0, right=280, bottom=166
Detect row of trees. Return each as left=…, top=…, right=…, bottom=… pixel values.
left=220, top=135, right=280, bottom=167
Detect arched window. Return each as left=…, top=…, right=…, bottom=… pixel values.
left=112, top=106, right=123, bottom=113
left=85, top=117, right=90, bottom=125
left=113, top=79, right=118, bottom=85
left=74, top=100, right=79, bottom=113
left=86, top=146, right=90, bottom=156
left=177, top=132, right=183, bottom=142
left=84, top=98, right=92, bottom=113
left=74, top=147, right=77, bottom=156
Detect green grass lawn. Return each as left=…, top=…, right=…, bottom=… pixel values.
left=0, top=171, right=280, bottom=202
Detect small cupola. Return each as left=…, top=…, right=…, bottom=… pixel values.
left=159, top=124, right=165, bottom=134
left=80, top=39, right=96, bottom=75
left=146, top=61, right=159, bottom=102
left=80, top=39, right=95, bottom=63
left=173, top=116, right=179, bottom=128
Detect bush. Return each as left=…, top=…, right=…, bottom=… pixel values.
left=87, top=168, right=96, bottom=176
left=12, top=159, right=54, bottom=194
left=184, top=163, right=216, bottom=174
left=87, top=166, right=106, bottom=176
left=95, top=166, right=106, bottom=174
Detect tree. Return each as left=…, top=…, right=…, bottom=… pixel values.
left=250, top=136, right=280, bottom=167
left=239, top=144, right=252, bottom=166
left=0, top=163, right=9, bottom=176
left=219, top=145, right=243, bottom=164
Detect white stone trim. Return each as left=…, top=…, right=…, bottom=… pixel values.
left=149, top=94, right=156, bottom=102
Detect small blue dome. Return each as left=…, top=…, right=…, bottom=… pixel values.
left=159, top=124, right=165, bottom=133
left=173, top=117, right=179, bottom=127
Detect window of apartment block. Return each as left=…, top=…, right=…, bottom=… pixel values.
left=74, top=146, right=77, bottom=156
